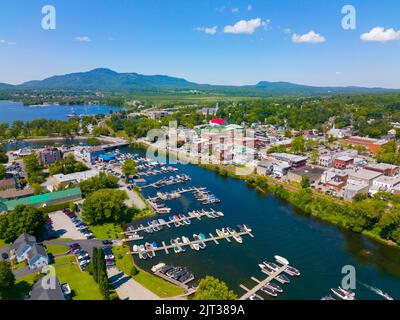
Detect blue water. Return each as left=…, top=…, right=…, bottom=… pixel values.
left=125, top=147, right=400, bottom=300
left=0, top=100, right=121, bottom=123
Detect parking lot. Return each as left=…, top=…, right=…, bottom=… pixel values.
left=49, top=211, right=86, bottom=240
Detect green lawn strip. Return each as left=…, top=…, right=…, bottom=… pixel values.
left=91, top=223, right=122, bottom=240
left=54, top=264, right=103, bottom=300
left=12, top=260, right=28, bottom=270
left=112, top=245, right=184, bottom=298
left=45, top=244, right=69, bottom=255
left=8, top=273, right=40, bottom=300
left=0, top=239, right=9, bottom=248
left=54, top=255, right=76, bottom=264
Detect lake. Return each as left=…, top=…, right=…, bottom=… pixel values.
left=125, top=147, right=400, bottom=300
left=0, top=100, right=121, bottom=123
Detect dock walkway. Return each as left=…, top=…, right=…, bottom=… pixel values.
left=239, top=264, right=288, bottom=300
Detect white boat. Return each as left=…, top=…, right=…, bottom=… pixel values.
left=243, top=225, right=252, bottom=232
left=275, top=255, right=289, bottom=265
left=132, top=245, right=138, bottom=252
left=216, top=229, right=224, bottom=237
left=233, top=234, right=243, bottom=244
left=331, top=287, right=355, bottom=300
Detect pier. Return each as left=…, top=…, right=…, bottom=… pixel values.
left=146, top=187, right=206, bottom=202
left=127, top=229, right=254, bottom=257
left=239, top=264, right=289, bottom=300
left=122, top=209, right=225, bottom=238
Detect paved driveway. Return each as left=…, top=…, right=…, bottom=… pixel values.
left=43, top=239, right=104, bottom=257
left=107, top=267, right=159, bottom=300
left=49, top=211, right=86, bottom=240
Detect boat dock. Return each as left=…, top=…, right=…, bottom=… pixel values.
left=127, top=229, right=254, bottom=257
left=122, top=209, right=224, bottom=238
left=146, top=187, right=206, bottom=202
left=239, top=264, right=289, bottom=300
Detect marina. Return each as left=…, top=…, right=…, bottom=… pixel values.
left=122, top=209, right=225, bottom=237
left=128, top=227, right=254, bottom=259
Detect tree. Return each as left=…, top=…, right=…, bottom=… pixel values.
left=0, top=164, right=6, bottom=179
left=23, top=153, right=45, bottom=184
left=0, top=152, right=8, bottom=164
left=31, top=183, right=42, bottom=195
left=291, top=136, right=306, bottom=153
left=130, top=265, right=139, bottom=276
left=122, top=160, right=137, bottom=181
left=82, top=189, right=128, bottom=225
left=193, top=276, right=237, bottom=300
left=0, top=261, right=15, bottom=300
left=0, top=205, right=47, bottom=243
left=300, top=176, right=311, bottom=189
left=79, top=172, right=119, bottom=196
left=49, top=154, right=88, bottom=175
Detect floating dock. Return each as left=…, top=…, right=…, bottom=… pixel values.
left=127, top=229, right=254, bottom=257
left=239, top=264, right=289, bottom=300
left=122, top=209, right=224, bottom=238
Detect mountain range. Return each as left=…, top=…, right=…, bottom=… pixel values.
left=1, top=68, right=398, bottom=96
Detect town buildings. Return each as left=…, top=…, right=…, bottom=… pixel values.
left=39, top=148, right=63, bottom=166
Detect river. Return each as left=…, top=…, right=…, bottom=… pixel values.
left=124, top=147, right=400, bottom=300
left=0, top=100, right=121, bottom=123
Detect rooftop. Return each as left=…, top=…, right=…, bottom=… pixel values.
left=348, top=169, right=383, bottom=181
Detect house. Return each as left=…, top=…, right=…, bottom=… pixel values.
left=49, top=170, right=99, bottom=192
left=11, top=233, right=49, bottom=270
left=318, top=155, right=333, bottom=168
left=321, top=169, right=348, bottom=192
left=287, top=166, right=325, bottom=185
left=333, top=156, right=354, bottom=169
left=364, top=163, right=400, bottom=177
left=39, top=148, right=63, bottom=166
left=256, top=159, right=291, bottom=177
left=28, top=277, right=67, bottom=300
left=0, top=188, right=82, bottom=212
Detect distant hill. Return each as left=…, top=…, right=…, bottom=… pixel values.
left=1, top=68, right=398, bottom=96
left=20, top=68, right=196, bottom=91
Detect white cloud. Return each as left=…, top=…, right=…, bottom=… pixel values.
left=0, top=39, right=16, bottom=45
left=74, top=36, right=91, bottom=42
left=292, top=30, right=326, bottom=44
left=360, top=27, right=400, bottom=42
left=247, top=4, right=253, bottom=11
left=195, top=26, right=218, bottom=35
left=223, top=18, right=267, bottom=34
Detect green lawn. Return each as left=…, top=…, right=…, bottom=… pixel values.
left=0, top=239, right=9, bottom=248
left=8, top=273, right=40, bottom=300
left=91, top=223, right=122, bottom=240
left=12, top=260, right=28, bottom=270
left=46, top=244, right=69, bottom=255
left=54, top=264, right=103, bottom=300
left=113, top=245, right=184, bottom=298
left=54, top=255, right=76, bottom=264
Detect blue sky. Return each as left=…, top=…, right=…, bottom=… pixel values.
left=1, top=0, right=400, bottom=87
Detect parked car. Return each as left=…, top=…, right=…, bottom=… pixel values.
left=1, top=253, right=9, bottom=260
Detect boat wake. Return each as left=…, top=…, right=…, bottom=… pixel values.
left=358, top=282, right=394, bottom=300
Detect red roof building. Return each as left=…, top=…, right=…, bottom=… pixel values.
left=210, top=118, right=226, bottom=126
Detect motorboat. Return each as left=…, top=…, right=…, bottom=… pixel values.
left=222, top=228, right=230, bottom=236
left=275, top=274, right=291, bottom=284
left=264, top=262, right=279, bottom=271
left=233, top=234, right=243, bottom=244
left=261, top=285, right=278, bottom=297
left=321, top=295, right=335, bottom=300
left=243, top=225, right=252, bottom=232
left=216, top=229, right=224, bottom=237
left=132, top=245, right=138, bottom=252
left=275, top=255, right=289, bottom=265
left=267, top=282, right=283, bottom=293
left=198, top=233, right=207, bottom=249
left=175, top=238, right=186, bottom=252
left=171, top=239, right=181, bottom=253
left=182, top=236, right=190, bottom=245
left=331, top=287, right=355, bottom=300
left=285, top=266, right=301, bottom=277
left=249, top=294, right=264, bottom=301
left=227, top=227, right=235, bottom=235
